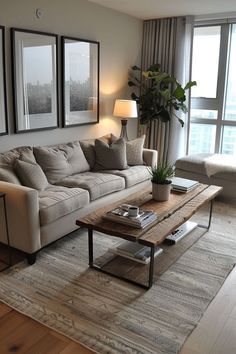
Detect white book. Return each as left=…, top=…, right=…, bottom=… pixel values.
left=171, top=177, right=199, bottom=192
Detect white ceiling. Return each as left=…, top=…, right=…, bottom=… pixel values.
left=88, top=0, right=236, bottom=20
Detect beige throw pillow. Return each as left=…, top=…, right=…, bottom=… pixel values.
left=15, top=159, right=48, bottom=191
left=94, top=138, right=128, bottom=170
left=0, top=146, right=36, bottom=185
left=126, top=135, right=146, bottom=166
left=0, top=168, right=21, bottom=184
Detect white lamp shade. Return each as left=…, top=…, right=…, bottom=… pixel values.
left=113, top=99, right=138, bottom=118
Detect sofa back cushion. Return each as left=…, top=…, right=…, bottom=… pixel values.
left=94, top=138, right=128, bottom=170
left=15, top=159, right=49, bottom=191
left=34, top=141, right=90, bottom=184
left=0, top=146, right=36, bottom=184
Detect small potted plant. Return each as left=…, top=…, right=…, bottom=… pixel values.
left=148, top=163, right=175, bottom=201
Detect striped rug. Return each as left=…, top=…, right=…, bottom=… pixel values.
left=0, top=201, right=236, bottom=354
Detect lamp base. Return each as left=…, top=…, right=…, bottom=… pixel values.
left=120, top=119, right=128, bottom=140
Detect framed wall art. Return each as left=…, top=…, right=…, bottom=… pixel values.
left=62, top=36, right=99, bottom=127
left=0, top=26, right=8, bottom=136
left=11, top=28, right=58, bottom=133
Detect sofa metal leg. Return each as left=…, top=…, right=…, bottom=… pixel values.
left=26, top=252, right=37, bottom=265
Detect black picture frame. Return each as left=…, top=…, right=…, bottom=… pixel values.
left=11, top=28, right=59, bottom=133
left=61, top=36, right=99, bottom=127
left=0, top=26, right=8, bottom=136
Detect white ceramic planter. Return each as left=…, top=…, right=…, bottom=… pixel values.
left=152, top=182, right=171, bottom=201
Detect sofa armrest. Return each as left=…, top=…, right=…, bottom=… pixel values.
left=0, top=182, right=41, bottom=254
left=143, top=148, right=158, bottom=168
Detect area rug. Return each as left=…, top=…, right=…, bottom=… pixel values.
left=0, top=201, right=236, bottom=354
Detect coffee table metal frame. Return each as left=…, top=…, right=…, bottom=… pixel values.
left=86, top=199, right=214, bottom=290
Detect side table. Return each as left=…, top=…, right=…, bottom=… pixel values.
left=0, top=192, right=11, bottom=271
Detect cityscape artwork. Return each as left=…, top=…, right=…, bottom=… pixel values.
left=62, top=36, right=99, bottom=127
left=12, top=28, right=58, bottom=133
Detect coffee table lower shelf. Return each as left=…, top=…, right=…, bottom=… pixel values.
left=88, top=229, right=155, bottom=290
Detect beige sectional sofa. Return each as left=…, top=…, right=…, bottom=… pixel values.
left=0, top=136, right=157, bottom=264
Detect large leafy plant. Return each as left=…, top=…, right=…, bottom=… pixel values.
left=128, top=64, right=196, bottom=127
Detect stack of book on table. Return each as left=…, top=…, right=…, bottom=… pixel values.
left=103, top=206, right=157, bottom=229
left=171, top=176, right=199, bottom=193
left=109, top=241, right=163, bottom=264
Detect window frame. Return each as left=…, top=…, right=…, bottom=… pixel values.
left=188, top=20, right=236, bottom=155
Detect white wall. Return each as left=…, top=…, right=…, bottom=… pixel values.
left=0, top=0, right=142, bottom=152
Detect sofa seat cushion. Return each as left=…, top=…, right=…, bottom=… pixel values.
left=55, top=172, right=125, bottom=201
left=39, top=185, right=89, bottom=226
left=101, top=165, right=151, bottom=188
left=175, top=153, right=213, bottom=175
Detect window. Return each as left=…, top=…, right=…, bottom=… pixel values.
left=188, top=22, right=236, bottom=156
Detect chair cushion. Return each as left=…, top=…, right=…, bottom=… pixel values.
left=175, top=153, right=213, bottom=175
left=0, top=146, right=36, bottom=184
left=55, top=172, right=125, bottom=201
left=34, top=141, right=90, bottom=184
left=175, top=153, right=236, bottom=183
left=15, top=159, right=48, bottom=191
left=126, top=135, right=145, bottom=166
left=39, top=185, right=89, bottom=226
left=102, top=165, right=151, bottom=188
left=93, top=138, right=128, bottom=170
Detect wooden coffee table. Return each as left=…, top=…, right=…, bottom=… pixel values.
left=76, top=184, right=222, bottom=289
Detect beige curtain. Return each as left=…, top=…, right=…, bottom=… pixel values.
left=139, top=17, right=193, bottom=164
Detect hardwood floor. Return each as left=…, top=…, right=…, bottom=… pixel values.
left=0, top=303, right=94, bottom=354
left=1, top=244, right=236, bottom=353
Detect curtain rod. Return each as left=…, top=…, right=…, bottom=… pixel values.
left=195, top=12, right=236, bottom=25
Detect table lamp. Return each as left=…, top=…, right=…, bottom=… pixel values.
left=113, top=99, right=138, bottom=140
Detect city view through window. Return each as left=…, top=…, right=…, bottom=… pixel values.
left=188, top=23, right=236, bottom=156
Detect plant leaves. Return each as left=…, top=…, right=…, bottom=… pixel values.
left=173, top=85, right=185, bottom=101
left=154, top=72, right=170, bottom=83
left=177, top=117, right=184, bottom=127
left=159, top=88, right=171, bottom=101
left=149, top=162, right=175, bottom=183
left=131, top=92, right=139, bottom=101
left=132, top=65, right=141, bottom=71
left=184, top=81, right=197, bottom=90
left=158, top=108, right=171, bottom=122
left=147, top=64, right=161, bottom=72
left=128, top=80, right=137, bottom=87
left=128, top=62, right=196, bottom=128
